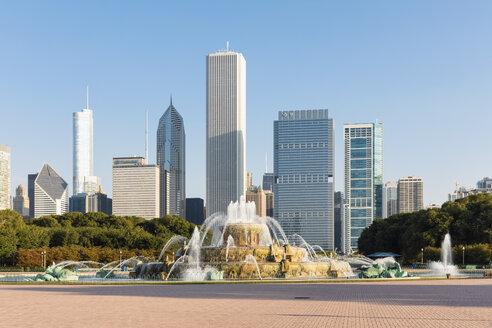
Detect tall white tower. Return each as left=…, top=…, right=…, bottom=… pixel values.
left=73, top=87, right=100, bottom=195
left=206, top=47, right=246, bottom=216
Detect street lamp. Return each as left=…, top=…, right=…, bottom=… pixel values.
left=421, top=248, right=424, bottom=265
left=462, top=246, right=465, bottom=266
left=119, top=250, right=122, bottom=265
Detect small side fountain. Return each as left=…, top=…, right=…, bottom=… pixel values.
left=429, top=233, right=459, bottom=277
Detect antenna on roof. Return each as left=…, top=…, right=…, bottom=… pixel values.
left=265, top=152, right=268, bottom=173
left=226, top=41, right=229, bottom=51
left=86, top=85, right=89, bottom=109
left=145, top=108, right=149, bottom=163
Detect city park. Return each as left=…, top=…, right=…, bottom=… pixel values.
left=0, top=193, right=490, bottom=282
left=0, top=194, right=490, bottom=327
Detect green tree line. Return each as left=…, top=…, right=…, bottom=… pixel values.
left=358, top=194, right=492, bottom=264
left=0, top=210, right=197, bottom=266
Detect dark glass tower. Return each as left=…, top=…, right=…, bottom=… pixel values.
left=273, top=109, right=335, bottom=250
left=157, top=98, right=186, bottom=218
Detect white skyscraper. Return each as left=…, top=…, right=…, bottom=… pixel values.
left=383, top=181, right=398, bottom=219
left=0, top=144, right=10, bottom=210
left=206, top=47, right=246, bottom=215
left=73, top=87, right=100, bottom=195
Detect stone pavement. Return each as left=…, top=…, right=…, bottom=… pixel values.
left=0, top=279, right=491, bottom=327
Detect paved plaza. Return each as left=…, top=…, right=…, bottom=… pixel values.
left=0, top=279, right=491, bottom=327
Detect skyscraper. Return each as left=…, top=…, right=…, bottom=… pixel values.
left=112, top=157, right=159, bottom=220
left=397, top=176, right=423, bottom=214
left=274, top=109, right=334, bottom=250
left=262, top=173, right=274, bottom=191
left=157, top=99, right=186, bottom=218
left=0, top=145, right=10, bottom=210
left=343, top=122, right=383, bottom=253
left=206, top=48, right=246, bottom=215
left=334, top=191, right=344, bottom=252
left=73, top=88, right=100, bottom=195
left=13, top=184, right=29, bottom=218
left=69, top=187, right=112, bottom=215
left=34, top=164, right=69, bottom=218
left=28, top=173, right=38, bottom=218
left=383, top=181, right=398, bottom=218
left=185, top=198, right=205, bottom=225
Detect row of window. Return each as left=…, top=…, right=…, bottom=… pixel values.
left=277, top=212, right=330, bottom=218
left=277, top=174, right=333, bottom=184
left=277, top=142, right=331, bottom=149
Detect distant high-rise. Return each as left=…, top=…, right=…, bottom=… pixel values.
left=274, top=109, right=335, bottom=250
left=73, top=87, right=100, bottom=195
left=246, top=185, right=267, bottom=217
left=343, top=123, right=383, bottom=253
left=262, top=173, right=274, bottom=192
left=206, top=48, right=246, bottom=215
left=13, top=184, right=29, bottom=218
left=334, top=191, right=344, bottom=252
left=69, top=187, right=112, bottom=215
left=34, top=164, right=69, bottom=218
left=383, top=181, right=398, bottom=218
left=157, top=99, right=186, bottom=218
left=397, top=176, right=423, bottom=214
left=112, top=157, right=159, bottom=220
left=477, top=177, right=492, bottom=189
left=185, top=198, right=205, bottom=225
left=28, top=173, right=38, bottom=218
left=0, top=145, right=10, bottom=210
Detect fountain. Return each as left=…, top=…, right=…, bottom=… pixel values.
left=131, top=196, right=353, bottom=280
left=429, top=233, right=459, bottom=277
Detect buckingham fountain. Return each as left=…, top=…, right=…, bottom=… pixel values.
left=130, top=197, right=353, bottom=281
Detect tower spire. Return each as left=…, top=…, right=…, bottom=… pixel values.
left=145, top=108, right=149, bottom=163
left=170, top=94, right=173, bottom=107
left=86, top=85, right=89, bottom=110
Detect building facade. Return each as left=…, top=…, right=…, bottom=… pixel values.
left=262, top=173, right=274, bottom=192
left=246, top=186, right=267, bottom=217
left=157, top=99, right=186, bottom=218
left=28, top=173, right=38, bottom=218
left=112, top=157, right=159, bottom=220
left=334, top=191, right=344, bottom=253
left=69, top=188, right=112, bottom=215
left=13, top=184, right=29, bottom=218
left=206, top=49, right=246, bottom=216
left=476, top=177, right=492, bottom=189
left=274, top=109, right=334, bottom=250
left=34, top=164, right=69, bottom=218
left=343, top=123, right=383, bottom=253
left=0, top=145, right=10, bottom=210
left=185, top=198, right=205, bottom=225
left=73, top=92, right=100, bottom=195
left=397, top=176, right=423, bottom=214
left=383, top=181, right=398, bottom=218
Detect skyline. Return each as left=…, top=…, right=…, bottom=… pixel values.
left=2, top=1, right=492, bottom=207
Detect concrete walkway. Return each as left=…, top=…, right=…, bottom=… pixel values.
left=0, top=279, right=491, bottom=327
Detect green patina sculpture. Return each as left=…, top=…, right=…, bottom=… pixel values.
left=359, top=262, right=409, bottom=278
left=31, top=265, right=79, bottom=282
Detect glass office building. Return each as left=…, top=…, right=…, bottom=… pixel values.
left=274, top=109, right=334, bottom=250
left=157, top=99, right=186, bottom=218
left=343, top=123, right=383, bottom=253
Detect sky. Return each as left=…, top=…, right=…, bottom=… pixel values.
left=1, top=1, right=491, bottom=206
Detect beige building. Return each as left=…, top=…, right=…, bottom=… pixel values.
left=246, top=185, right=267, bottom=217
left=112, top=157, right=159, bottom=220
left=13, top=184, right=29, bottom=218
left=0, top=145, right=10, bottom=210
left=397, top=176, right=423, bottom=214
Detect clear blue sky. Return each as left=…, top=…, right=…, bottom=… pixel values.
left=1, top=1, right=491, bottom=206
